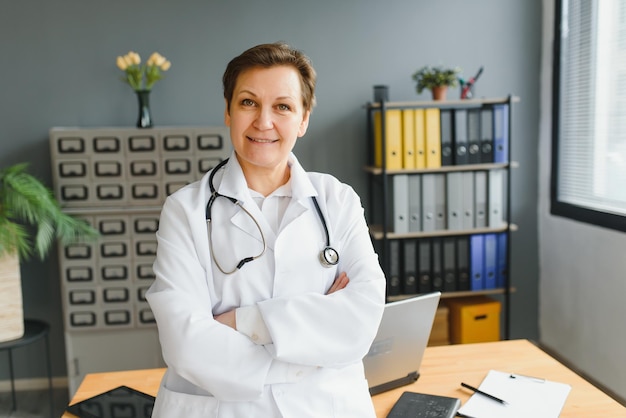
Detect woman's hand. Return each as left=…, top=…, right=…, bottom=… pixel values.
left=326, top=272, right=349, bottom=295
left=214, top=310, right=237, bottom=329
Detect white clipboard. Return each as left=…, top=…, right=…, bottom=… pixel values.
left=457, top=370, right=571, bottom=418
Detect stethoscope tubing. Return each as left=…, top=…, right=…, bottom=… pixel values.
left=205, top=158, right=339, bottom=273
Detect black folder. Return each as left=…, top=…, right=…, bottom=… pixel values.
left=467, top=108, right=481, bottom=164
left=402, top=239, right=418, bottom=294
left=442, top=237, right=457, bottom=292
left=480, top=106, right=495, bottom=163
left=453, top=109, right=469, bottom=165
left=456, top=236, right=471, bottom=291
left=418, top=239, right=432, bottom=293
left=388, top=240, right=402, bottom=296
left=431, top=238, right=443, bottom=292
left=440, top=109, right=454, bottom=166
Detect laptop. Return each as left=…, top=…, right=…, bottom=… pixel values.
left=364, top=291, right=441, bottom=395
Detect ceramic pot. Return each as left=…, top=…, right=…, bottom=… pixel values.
left=0, top=252, right=24, bottom=342
left=431, top=86, right=448, bottom=101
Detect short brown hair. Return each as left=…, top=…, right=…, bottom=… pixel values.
left=222, top=42, right=317, bottom=112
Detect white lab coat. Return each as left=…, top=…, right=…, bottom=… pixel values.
left=146, top=153, right=386, bottom=417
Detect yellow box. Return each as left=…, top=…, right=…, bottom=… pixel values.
left=428, top=305, right=450, bottom=346
left=446, top=296, right=501, bottom=344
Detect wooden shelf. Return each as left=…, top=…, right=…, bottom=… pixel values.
left=365, top=95, right=520, bottom=110
left=386, top=287, right=517, bottom=303
left=369, top=224, right=513, bottom=240
left=363, top=162, right=510, bottom=175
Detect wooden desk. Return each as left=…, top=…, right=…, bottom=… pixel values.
left=64, top=339, right=624, bottom=417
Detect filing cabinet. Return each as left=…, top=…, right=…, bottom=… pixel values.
left=51, top=126, right=231, bottom=394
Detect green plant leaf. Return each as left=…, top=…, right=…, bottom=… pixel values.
left=0, top=163, right=99, bottom=261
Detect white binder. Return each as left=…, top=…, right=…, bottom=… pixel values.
left=392, top=174, right=409, bottom=233
left=408, top=175, right=422, bottom=232
left=461, top=171, right=475, bottom=230
left=446, top=172, right=463, bottom=231
left=488, top=170, right=505, bottom=228
left=474, top=170, right=488, bottom=228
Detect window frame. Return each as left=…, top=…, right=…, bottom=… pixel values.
left=550, top=0, right=626, bottom=233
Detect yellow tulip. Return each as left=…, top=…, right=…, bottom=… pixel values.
left=160, top=60, right=171, bottom=71
left=116, top=49, right=171, bottom=91
left=148, top=52, right=166, bottom=67
left=116, top=56, right=127, bottom=70
left=128, top=51, right=141, bottom=65
left=123, top=54, right=134, bottom=67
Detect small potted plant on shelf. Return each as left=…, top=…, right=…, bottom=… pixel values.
left=0, top=163, right=98, bottom=342
left=412, top=65, right=461, bottom=101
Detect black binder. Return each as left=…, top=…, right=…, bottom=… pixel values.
left=456, top=236, right=471, bottom=291
left=467, top=108, right=481, bottom=164
left=480, top=106, right=495, bottom=163
left=418, top=239, right=432, bottom=293
left=453, top=109, right=469, bottom=165
left=440, top=109, right=454, bottom=166
left=402, top=239, right=418, bottom=294
left=431, top=238, right=443, bottom=292
left=388, top=240, right=402, bottom=296
left=442, top=237, right=457, bottom=292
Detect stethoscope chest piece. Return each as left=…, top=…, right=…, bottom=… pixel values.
left=319, top=246, right=339, bottom=267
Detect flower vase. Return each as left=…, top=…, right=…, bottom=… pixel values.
left=136, top=90, right=153, bottom=128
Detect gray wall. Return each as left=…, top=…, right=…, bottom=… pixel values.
left=0, top=0, right=542, bottom=381
left=538, top=0, right=626, bottom=401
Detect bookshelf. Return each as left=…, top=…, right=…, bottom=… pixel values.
left=364, top=95, right=519, bottom=339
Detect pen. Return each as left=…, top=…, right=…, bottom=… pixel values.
left=510, top=373, right=546, bottom=382
left=460, top=382, right=507, bottom=405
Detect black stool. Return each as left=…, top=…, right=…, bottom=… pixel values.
left=0, top=319, right=53, bottom=417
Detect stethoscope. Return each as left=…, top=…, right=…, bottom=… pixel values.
left=205, top=158, right=339, bottom=274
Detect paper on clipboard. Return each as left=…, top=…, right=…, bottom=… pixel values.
left=457, top=370, right=571, bottom=418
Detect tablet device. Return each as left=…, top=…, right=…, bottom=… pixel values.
left=65, top=385, right=155, bottom=418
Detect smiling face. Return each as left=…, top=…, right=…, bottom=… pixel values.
left=225, top=65, right=310, bottom=183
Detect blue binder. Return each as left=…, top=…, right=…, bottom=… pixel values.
left=493, top=104, right=509, bottom=163
left=469, top=234, right=485, bottom=290
left=484, top=233, right=498, bottom=289
left=496, top=232, right=508, bottom=288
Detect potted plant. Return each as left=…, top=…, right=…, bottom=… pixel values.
left=0, top=163, right=98, bottom=342
left=412, top=65, right=461, bottom=101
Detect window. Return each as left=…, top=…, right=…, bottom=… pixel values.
left=552, top=0, right=626, bottom=232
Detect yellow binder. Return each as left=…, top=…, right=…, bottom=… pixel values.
left=402, top=109, right=416, bottom=169
left=414, top=108, right=426, bottom=169
left=374, top=109, right=403, bottom=169
left=424, top=108, right=441, bottom=168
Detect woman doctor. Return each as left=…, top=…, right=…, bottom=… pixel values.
left=146, top=42, right=386, bottom=417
